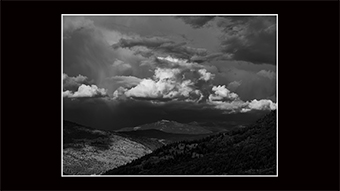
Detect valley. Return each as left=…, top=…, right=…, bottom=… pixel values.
left=63, top=110, right=275, bottom=175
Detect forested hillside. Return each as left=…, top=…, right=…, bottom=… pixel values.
left=103, top=110, right=276, bottom=175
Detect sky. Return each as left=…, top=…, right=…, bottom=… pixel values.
left=63, top=15, right=277, bottom=130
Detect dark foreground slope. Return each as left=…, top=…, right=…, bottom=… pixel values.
left=103, top=110, right=276, bottom=175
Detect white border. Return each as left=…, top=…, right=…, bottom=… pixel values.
left=61, top=14, right=278, bottom=177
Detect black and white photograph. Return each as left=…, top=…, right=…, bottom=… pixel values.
left=62, top=14, right=277, bottom=176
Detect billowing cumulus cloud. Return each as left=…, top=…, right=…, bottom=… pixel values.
left=247, top=99, right=276, bottom=111
left=112, top=65, right=275, bottom=114
left=63, top=73, right=90, bottom=92
left=198, top=69, right=214, bottom=81
left=63, top=73, right=107, bottom=98
left=209, top=85, right=239, bottom=102
left=207, top=85, right=276, bottom=114
left=207, top=85, right=244, bottom=113
left=115, top=67, right=207, bottom=102
left=210, top=100, right=248, bottom=113
left=63, top=84, right=107, bottom=98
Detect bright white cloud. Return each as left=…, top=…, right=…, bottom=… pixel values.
left=154, top=67, right=181, bottom=81
left=209, top=85, right=239, bottom=101
left=63, top=90, right=73, bottom=98
left=63, top=84, right=107, bottom=98
left=112, top=86, right=128, bottom=99
left=156, top=56, right=202, bottom=69
left=157, top=55, right=184, bottom=64
left=113, top=67, right=203, bottom=101
left=211, top=100, right=248, bottom=112
left=207, top=85, right=276, bottom=113
left=124, top=79, right=161, bottom=98
left=198, top=69, right=214, bottom=81
left=109, top=56, right=276, bottom=114
left=247, top=99, right=277, bottom=110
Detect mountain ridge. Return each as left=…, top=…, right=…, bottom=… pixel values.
left=103, top=110, right=277, bottom=175
left=116, top=119, right=213, bottom=135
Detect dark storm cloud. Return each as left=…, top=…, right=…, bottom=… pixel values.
left=114, top=36, right=208, bottom=60
left=217, top=16, right=276, bottom=65
left=176, top=16, right=216, bottom=28
left=178, top=16, right=276, bottom=65
left=63, top=17, right=116, bottom=82
left=88, top=16, right=222, bottom=53
left=159, top=42, right=208, bottom=59
left=190, top=52, right=232, bottom=63
left=63, top=17, right=156, bottom=96
left=63, top=16, right=277, bottom=131
left=210, top=61, right=276, bottom=101
left=114, top=36, right=172, bottom=49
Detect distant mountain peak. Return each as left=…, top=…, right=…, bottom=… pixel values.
left=118, top=120, right=212, bottom=135
left=156, top=119, right=176, bottom=124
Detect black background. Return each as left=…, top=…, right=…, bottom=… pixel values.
left=1, top=0, right=339, bottom=190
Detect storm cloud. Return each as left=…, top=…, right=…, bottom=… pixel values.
left=114, top=36, right=208, bottom=60
left=178, top=16, right=276, bottom=65
left=177, top=16, right=216, bottom=28
left=63, top=15, right=277, bottom=130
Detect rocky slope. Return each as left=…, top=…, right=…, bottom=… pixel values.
left=63, top=121, right=153, bottom=175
